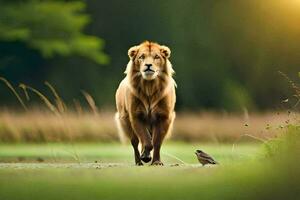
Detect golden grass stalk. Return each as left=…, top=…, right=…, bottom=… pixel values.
left=21, top=84, right=59, bottom=115
left=73, top=99, right=83, bottom=115
left=42, top=83, right=79, bottom=161
left=81, top=90, right=98, bottom=115
left=44, top=81, right=67, bottom=114
left=0, top=77, right=27, bottom=111
left=162, top=152, right=187, bottom=165
left=19, top=84, right=30, bottom=101
left=231, top=133, right=267, bottom=152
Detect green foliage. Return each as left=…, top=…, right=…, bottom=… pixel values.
left=1, top=0, right=300, bottom=110
left=263, top=125, right=300, bottom=158
left=0, top=0, right=108, bottom=64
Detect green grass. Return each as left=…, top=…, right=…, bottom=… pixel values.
left=0, top=142, right=259, bottom=164
left=0, top=142, right=299, bottom=200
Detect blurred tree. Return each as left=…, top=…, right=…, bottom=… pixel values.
left=1, top=0, right=300, bottom=111
left=0, top=0, right=108, bottom=64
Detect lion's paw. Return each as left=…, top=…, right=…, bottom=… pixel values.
left=151, top=160, right=164, bottom=166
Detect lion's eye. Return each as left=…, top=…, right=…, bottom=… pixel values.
left=154, top=55, right=160, bottom=59
left=139, top=55, right=145, bottom=60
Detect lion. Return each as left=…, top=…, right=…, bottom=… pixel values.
left=115, top=41, right=176, bottom=166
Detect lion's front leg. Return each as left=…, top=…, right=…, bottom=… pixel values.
left=130, top=113, right=153, bottom=163
left=151, top=113, right=173, bottom=166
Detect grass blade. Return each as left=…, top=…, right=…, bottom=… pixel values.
left=44, top=81, right=67, bottom=114
left=81, top=90, right=98, bottom=115
left=22, top=84, right=59, bottom=115
left=0, top=77, right=27, bottom=111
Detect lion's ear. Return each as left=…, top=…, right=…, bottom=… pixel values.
left=128, top=45, right=139, bottom=60
left=160, top=45, right=171, bottom=59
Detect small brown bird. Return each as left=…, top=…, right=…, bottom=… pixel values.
left=195, top=150, right=219, bottom=166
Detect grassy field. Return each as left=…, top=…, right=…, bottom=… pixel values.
left=0, top=142, right=259, bottom=164
left=0, top=142, right=299, bottom=200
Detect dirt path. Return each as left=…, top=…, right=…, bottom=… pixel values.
left=0, top=162, right=197, bottom=169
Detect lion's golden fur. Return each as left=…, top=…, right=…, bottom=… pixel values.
left=115, top=41, right=176, bottom=165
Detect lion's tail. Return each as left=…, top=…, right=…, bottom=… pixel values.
left=165, top=111, right=176, bottom=140
left=114, top=112, right=127, bottom=144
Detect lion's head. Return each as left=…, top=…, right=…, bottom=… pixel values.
left=126, top=41, right=174, bottom=81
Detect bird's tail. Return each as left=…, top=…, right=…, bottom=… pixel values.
left=212, top=160, right=219, bottom=164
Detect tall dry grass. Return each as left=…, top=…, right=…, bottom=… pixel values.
left=0, top=76, right=298, bottom=143
left=0, top=110, right=297, bottom=143
left=0, top=110, right=117, bottom=142
left=174, top=111, right=298, bottom=142
left=0, top=77, right=104, bottom=145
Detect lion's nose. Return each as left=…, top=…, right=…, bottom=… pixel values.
left=145, top=64, right=152, bottom=68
